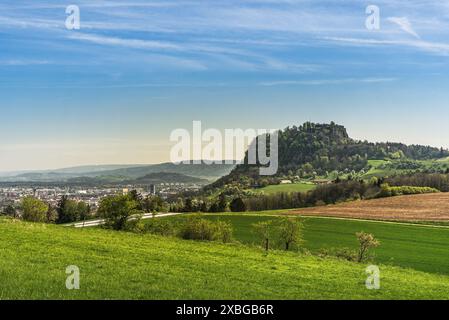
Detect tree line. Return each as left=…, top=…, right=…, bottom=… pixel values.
left=1, top=196, right=91, bottom=224
left=385, top=173, right=449, bottom=192
left=0, top=189, right=176, bottom=225
left=240, top=177, right=440, bottom=212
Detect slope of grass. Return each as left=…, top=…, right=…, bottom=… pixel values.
left=1, top=217, right=449, bottom=299
left=258, top=183, right=316, bottom=194
left=363, top=158, right=449, bottom=179
left=363, top=160, right=397, bottom=178
left=159, top=214, right=449, bottom=275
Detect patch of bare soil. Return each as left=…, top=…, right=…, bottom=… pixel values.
left=289, top=193, right=449, bottom=222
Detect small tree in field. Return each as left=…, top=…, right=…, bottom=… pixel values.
left=98, top=194, right=142, bottom=230
left=252, top=220, right=275, bottom=251
left=278, top=217, right=303, bottom=251
left=356, top=232, right=380, bottom=262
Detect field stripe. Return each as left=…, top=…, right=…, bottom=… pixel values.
left=291, top=214, right=449, bottom=229
left=201, top=212, right=449, bottom=229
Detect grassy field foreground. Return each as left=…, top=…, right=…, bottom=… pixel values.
left=160, top=214, right=449, bottom=275
left=1, top=218, right=449, bottom=299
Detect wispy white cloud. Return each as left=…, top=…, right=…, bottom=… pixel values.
left=66, top=32, right=322, bottom=73
left=1, top=1, right=193, bottom=10
left=388, top=17, right=420, bottom=38
left=0, top=60, right=50, bottom=66
left=0, top=15, right=61, bottom=29
left=324, top=37, right=449, bottom=56
left=2, top=0, right=449, bottom=77
left=67, top=33, right=180, bottom=50
left=260, top=77, right=397, bottom=86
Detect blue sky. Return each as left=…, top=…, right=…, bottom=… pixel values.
left=1, top=0, right=449, bottom=170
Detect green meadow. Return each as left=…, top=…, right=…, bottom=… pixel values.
left=258, top=182, right=317, bottom=194
left=362, top=158, right=449, bottom=179
left=1, top=217, right=449, bottom=299
left=159, top=214, right=449, bottom=275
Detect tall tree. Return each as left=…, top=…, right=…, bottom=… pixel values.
left=97, top=194, right=142, bottom=230
left=46, top=204, right=58, bottom=223
left=252, top=220, right=275, bottom=251
left=230, top=197, right=246, bottom=212
left=277, top=217, right=303, bottom=251
left=3, top=205, right=17, bottom=218
left=56, top=196, right=82, bottom=224
left=217, top=193, right=228, bottom=212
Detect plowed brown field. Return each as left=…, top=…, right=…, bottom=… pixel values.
left=290, top=192, right=449, bottom=222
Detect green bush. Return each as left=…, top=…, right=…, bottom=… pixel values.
left=144, top=219, right=178, bottom=237
left=318, top=248, right=358, bottom=262
left=213, top=220, right=233, bottom=243
left=332, top=248, right=357, bottom=261
left=377, top=184, right=439, bottom=198
left=356, top=232, right=380, bottom=263
left=3, top=205, right=17, bottom=218
left=178, top=215, right=233, bottom=243
left=124, top=218, right=145, bottom=233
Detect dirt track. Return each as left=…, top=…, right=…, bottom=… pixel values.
left=290, top=193, right=449, bottom=222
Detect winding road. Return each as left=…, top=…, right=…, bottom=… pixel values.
left=68, top=212, right=183, bottom=228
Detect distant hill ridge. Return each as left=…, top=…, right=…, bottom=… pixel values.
left=129, top=172, right=208, bottom=184
left=0, top=162, right=235, bottom=184
left=61, top=172, right=208, bottom=187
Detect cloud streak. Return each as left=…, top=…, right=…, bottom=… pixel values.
left=67, top=33, right=180, bottom=50
left=0, top=60, right=50, bottom=66
left=323, top=37, right=449, bottom=56
left=388, top=17, right=420, bottom=38
left=260, top=77, right=397, bottom=86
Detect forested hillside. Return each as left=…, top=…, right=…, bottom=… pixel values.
left=210, top=122, right=449, bottom=188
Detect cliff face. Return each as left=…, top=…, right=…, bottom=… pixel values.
left=208, top=122, right=354, bottom=188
